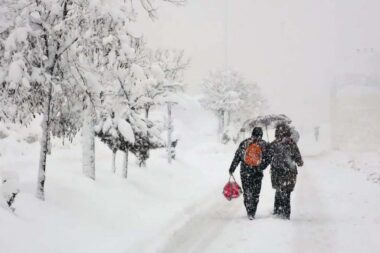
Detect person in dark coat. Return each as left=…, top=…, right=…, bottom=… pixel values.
left=229, top=127, right=271, bottom=220
left=270, top=123, right=303, bottom=219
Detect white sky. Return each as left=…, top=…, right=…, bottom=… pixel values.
left=138, top=0, right=380, bottom=125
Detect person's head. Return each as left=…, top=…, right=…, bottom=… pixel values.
left=251, top=127, right=263, bottom=139
left=275, top=123, right=290, bottom=139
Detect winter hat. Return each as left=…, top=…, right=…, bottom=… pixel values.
left=275, top=123, right=290, bottom=139
left=251, top=127, right=263, bottom=138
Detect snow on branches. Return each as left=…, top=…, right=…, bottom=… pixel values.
left=141, top=49, right=189, bottom=118
left=95, top=112, right=164, bottom=169
left=0, top=0, right=187, bottom=198
left=200, top=69, right=264, bottom=142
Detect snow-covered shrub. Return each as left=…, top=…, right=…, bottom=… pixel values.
left=23, top=134, right=39, bottom=144
left=95, top=112, right=165, bottom=170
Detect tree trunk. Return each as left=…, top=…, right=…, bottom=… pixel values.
left=122, top=150, right=128, bottom=178
left=167, top=103, right=173, bottom=164
left=112, top=150, right=117, bottom=173
left=82, top=103, right=96, bottom=180
left=145, top=106, right=150, bottom=119
left=36, top=81, right=53, bottom=200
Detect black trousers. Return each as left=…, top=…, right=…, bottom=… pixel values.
left=240, top=171, right=263, bottom=217
left=274, top=190, right=292, bottom=218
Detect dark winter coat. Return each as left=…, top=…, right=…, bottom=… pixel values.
left=229, top=137, right=271, bottom=176
left=270, top=137, right=303, bottom=192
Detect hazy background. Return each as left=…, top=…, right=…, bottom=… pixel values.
left=138, top=0, right=380, bottom=126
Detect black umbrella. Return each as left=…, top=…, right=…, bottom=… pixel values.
left=242, top=114, right=292, bottom=141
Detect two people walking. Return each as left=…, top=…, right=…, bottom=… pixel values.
left=229, top=123, right=303, bottom=220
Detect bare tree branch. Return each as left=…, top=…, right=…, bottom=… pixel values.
left=56, top=37, right=79, bottom=58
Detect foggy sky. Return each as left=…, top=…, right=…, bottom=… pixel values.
left=139, top=0, right=380, bottom=126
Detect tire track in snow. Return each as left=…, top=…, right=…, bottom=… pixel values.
left=158, top=195, right=241, bottom=253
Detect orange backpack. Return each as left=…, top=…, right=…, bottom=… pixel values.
left=244, top=142, right=262, bottom=167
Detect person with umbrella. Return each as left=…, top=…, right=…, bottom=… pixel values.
left=270, top=123, right=304, bottom=219
left=241, top=114, right=292, bottom=141
left=229, top=127, right=272, bottom=220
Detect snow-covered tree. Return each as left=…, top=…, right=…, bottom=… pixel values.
left=88, top=18, right=188, bottom=170
left=236, top=81, right=265, bottom=122
left=82, top=11, right=186, bottom=172
left=80, top=0, right=187, bottom=175
left=0, top=0, right=185, bottom=199
left=72, top=3, right=139, bottom=180
left=133, top=49, right=189, bottom=164
left=200, top=69, right=264, bottom=142
left=138, top=49, right=189, bottom=119
left=0, top=0, right=86, bottom=199
left=148, top=49, right=189, bottom=163
left=95, top=111, right=164, bottom=174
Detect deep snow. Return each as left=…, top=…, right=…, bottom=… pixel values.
left=1, top=99, right=380, bottom=253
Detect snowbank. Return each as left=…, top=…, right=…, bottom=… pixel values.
left=0, top=97, right=231, bottom=253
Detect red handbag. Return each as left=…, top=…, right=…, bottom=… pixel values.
left=223, top=175, right=243, bottom=201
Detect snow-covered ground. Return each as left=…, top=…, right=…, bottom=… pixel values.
left=158, top=154, right=380, bottom=253
left=1, top=100, right=380, bottom=253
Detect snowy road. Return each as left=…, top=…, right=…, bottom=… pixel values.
left=158, top=192, right=241, bottom=253
left=157, top=156, right=380, bottom=253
